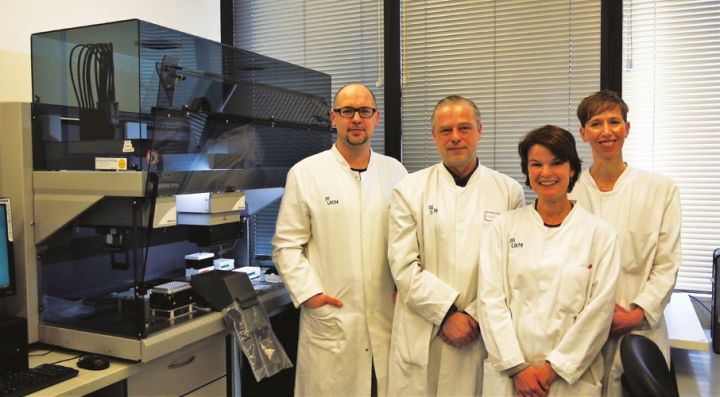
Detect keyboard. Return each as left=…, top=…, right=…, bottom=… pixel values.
left=0, top=363, right=79, bottom=397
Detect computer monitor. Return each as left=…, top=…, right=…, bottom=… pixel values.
left=0, top=198, right=16, bottom=297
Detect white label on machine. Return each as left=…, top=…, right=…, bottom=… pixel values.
left=122, top=140, right=135, bottom=153
left=95, top=157, right=127, bottom=170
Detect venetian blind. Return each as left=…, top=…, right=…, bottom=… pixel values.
left=232, top=0, right=386, bottom=153
left=622, top=0, right=720, bottom=292
left=401, top=0, right=600, bottom=201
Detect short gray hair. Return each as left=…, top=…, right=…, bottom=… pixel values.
left=431, top=95, right=481, bottom=130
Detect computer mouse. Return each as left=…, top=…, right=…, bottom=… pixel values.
left=77, top=354, right=110, bottom=371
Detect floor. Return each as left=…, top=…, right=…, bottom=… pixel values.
left=674, top=330, right=720, bottom=396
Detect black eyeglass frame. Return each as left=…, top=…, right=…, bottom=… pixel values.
left=332, top=107, right=377, bottom=118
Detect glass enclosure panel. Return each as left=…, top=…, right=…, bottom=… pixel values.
left=37, top=216, right=196, bottom=337
left=31, top=19, right=332, bottom=178
left=32, top=19, right=141, bottom=113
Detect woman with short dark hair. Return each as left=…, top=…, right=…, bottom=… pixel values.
left=570, top=90, right=682, bottom=396
left=478, top=125, right=620, bottom=397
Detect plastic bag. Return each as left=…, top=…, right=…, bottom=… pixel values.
left=223, top=300, right=293, bottom=381
left=42, top=295, right=96, bottom=321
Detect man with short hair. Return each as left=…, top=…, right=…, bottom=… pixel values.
left=387, top=95, right=525, bottom=396
left=272, top=83, right=407, bottom=396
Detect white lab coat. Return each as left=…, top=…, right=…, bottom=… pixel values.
left=387, top=162, right=524, bottom=396
left=272, top=144, right=407, bottom=397
left=478, top=204, right=620, bottom=397
left=569, top=166, right=681, bottom=396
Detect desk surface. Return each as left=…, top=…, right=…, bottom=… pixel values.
left=27, top=349, right=139, bottom=397
left=665, top=292, right=709, bottom=351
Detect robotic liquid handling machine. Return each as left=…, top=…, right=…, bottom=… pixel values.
left=28, top=19, right=333, bottom=363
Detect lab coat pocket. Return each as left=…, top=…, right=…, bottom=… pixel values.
left=305, top=305, right=342, bottom=353
left=557, top=263, right=593, bottom=315
left=620, top=230, right=658, bottom=274
left=481, top=361, right=513, bottom=396
left=308, top=303, right=335, bottom=318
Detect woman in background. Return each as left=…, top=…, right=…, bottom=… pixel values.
left=570, top=90, right=681, bottom=396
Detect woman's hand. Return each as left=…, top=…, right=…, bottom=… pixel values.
left=610, top=303, right=644, bottom=336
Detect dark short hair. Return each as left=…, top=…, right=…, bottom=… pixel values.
left=431, top=95, right=481, bottom=131
left=576, top=90, right=629, bottom=127
left=518, top=125, right=582, bottom=193
left=333, top=82, right=377, bottom=108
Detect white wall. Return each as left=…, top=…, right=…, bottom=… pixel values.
left=0, top=0, right=220, bottom=102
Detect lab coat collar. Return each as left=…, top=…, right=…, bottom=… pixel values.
left=529, top=199, right=579, bottom=229
left=437, top=158, right=484, bottom=187
left=442, top=158, right=480, bottom=187
left=584, top=164, right=634, bottom=194
left=330, top=143, right=376, bottom=173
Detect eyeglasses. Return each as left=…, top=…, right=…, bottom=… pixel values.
left=333, top=107, right=377, bottom=118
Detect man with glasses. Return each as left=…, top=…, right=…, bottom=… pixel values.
left=387, top=95, right=524, bottom=396
left=273, top=83, right=407, bottom=396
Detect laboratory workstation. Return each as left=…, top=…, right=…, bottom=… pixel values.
left=0, top=18, right=332, bottom=396
left=3, top=2, right=720, bottom=397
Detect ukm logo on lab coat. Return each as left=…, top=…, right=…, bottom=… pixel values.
left=509, top=238, right=523, bottom=248
left=428, top=205, right=438, bottom=215
left=325, top=196, right=339, bottom=205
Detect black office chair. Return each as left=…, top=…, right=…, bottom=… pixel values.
left=620, top=334, right=679, bottom=397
